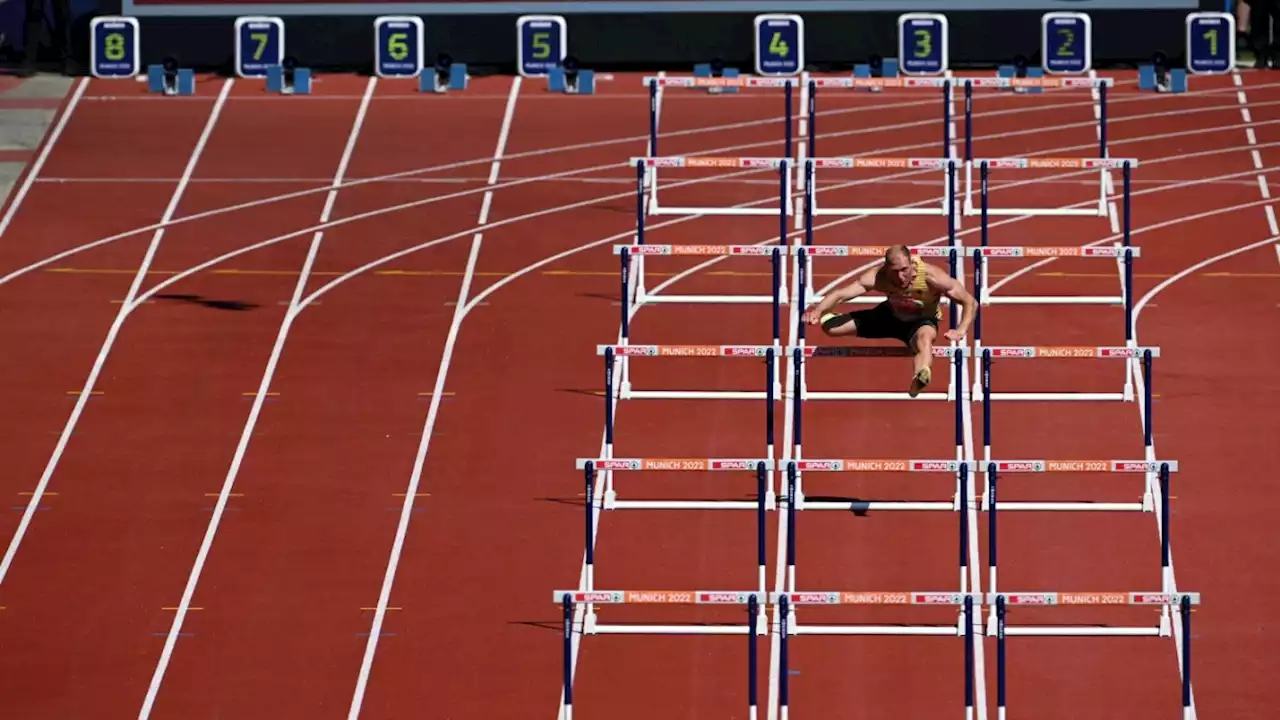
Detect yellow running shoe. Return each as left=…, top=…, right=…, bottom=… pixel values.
left=909, top=367, right=931, bottom=398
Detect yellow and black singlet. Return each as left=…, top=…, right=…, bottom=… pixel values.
left=878, top=256, right=942, bottom=321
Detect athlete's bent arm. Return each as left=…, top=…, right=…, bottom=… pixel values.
left=802, top=269, right=877, bottom=324
left=926, top=267, right=978, bottom=340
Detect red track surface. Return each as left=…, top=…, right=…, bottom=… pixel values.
left=0, top=69, right=1275, bottom=720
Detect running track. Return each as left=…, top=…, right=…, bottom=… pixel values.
left=0, top=69, right=1274, bottom=719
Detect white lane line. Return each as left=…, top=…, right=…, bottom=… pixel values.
left=136, top=77, right=377, bottom=719
left=0, top=81, right=1262, bottom=291
left=346, top=75, right=522, bottom=720
left=0, top=77, right=89, bottom=243
left=0, top=79, right=234, bottom=588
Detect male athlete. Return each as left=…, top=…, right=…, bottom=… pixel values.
left=802, top=245, right=978, bottom=398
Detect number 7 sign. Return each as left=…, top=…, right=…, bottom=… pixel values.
left=234, top=16, right=285, bottom=79
left=517, top=15, right=568, bottom=78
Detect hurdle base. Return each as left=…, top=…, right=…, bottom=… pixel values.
left=648, top=204, right=794, bottom=217
left=790, top=621, right=962, bottom=636
left=811, top=207, right=947, bottom=217
left=802, top=391, right=951, bottom=401
left=962, top=206, right=1103, bottom=217
left=987, top=624, right=1162, bottom=637
left=637, top=293, right=784, bottom=305
left=971, top=391, right=1128, bottom=402
left=797, top=500, right=954, bottom=512
left=981, top=295, right=1123, bottom=306
left=623, top=389, right=777, bottom=401
left=609, top=495, right=777, bottom=511
left=590, top=622, right=767, bottom=635
left=979, top=501, right=1146, bottom=511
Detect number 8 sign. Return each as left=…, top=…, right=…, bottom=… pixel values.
left=374, top=16, right=424, bottom=78
left=90, top=16, right=140, bottom=78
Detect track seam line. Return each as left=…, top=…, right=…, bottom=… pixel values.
left=0, top=77, right=89, bottom=242
left=135, top=77, right=377, bottom=719
left=0, top=78, right=234, bottom=588
left=346, top=75, right=522, bottom=719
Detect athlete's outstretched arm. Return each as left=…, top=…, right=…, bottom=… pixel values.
left=926, top=266, right=978, bottom=340
left=802, top=268, right=877, bottom=324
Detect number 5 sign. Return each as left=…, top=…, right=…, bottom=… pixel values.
left=517, top=15, right=567, bottom=77
left=374, top=16, right=424, bottom=78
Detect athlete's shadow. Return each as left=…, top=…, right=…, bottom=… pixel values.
left=155, top=293, right=259, bottom=311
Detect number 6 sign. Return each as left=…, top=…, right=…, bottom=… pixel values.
left=374, top=16, right=424, bottom=78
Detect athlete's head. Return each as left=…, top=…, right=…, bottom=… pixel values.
left=883, top=245, right=915, bottom=289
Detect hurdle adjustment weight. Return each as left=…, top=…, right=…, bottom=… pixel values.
left=996, top=65, right=1044, bottom=93
left=1138, top=64, right=1187, bottom=93
left=693, top=62, right=740, bottom=93
left=418, top=63, right=469, bottom=93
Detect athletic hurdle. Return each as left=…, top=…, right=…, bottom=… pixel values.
left=958, top=75, right=1117, bottom=217
left=638, top=74, right=797, bottom=215
left=976, top=346, right=1165, bottom=508
left=798, top=75, right=955, bottom=214
left=555, top=589, right=767, bottom=720
left=593, top=344, right=778, bottom=503
left=989, top=591, right=1201, bottom=719
left=771, top=591, right=981, bottom=719
left=970, top=158, right=1138, bottom=309
left=574, top=458, right=773, bottom=596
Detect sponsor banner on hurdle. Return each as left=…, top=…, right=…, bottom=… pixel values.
left=979, top=345, right=1159, bottom=358
left=576, top=457, right=775, bottom=471
left=790, top=345, right=963, bottom=358
left=793, top=244, right=960, bottom=257
left=555, top=589, right=766, bottom=604
left=809, top=156, right=955, bottom=170
left=971, top=157, right=1138, bottom=170
left=632, top=155, right=789, bottom=169
left=641, top=75, right=796, bottom=89
left=635, top=154, right=794, bottom=218
left=990, top=591, right=1200, bottom=606
left=789, top=459, right=966, bottom=472
left=614, top=243, right=779, bottom=256
left=804, top=155, right=955, bottom=218
left=599, top=344, right=780, bottom=357
left=772, top=591, right=978, bottom=605
left=972, top=245, right=1138, bottom=258
left=978, top=460, right=1177, bottom=473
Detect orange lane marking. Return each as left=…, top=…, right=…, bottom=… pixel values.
left=163, top=607, right=203, bottom=611
left=242, top=392, right=280, bottom=397
left=18, top=492, right=56, bottom=496
left=361, top=607, right=402, bottom=611
left=416, top=392, right=455, bottom=397
left=204, top=493, right=244, bottom=497
left=392, top=493, right=430, bottom=497
left=65, top=390, right=103, bottom=396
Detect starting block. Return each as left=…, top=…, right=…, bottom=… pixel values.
left=418, top=63, right=468, bottom=93
left=693, top=62, right=740, bottom=93
left=548, top=65, right=595, bottom=94
left=997, top=64, right=1044, bottom=93
left=146, top=64, right=195, bottom=96
left=1138, top=64, right=1187, bottom=93
left=265, top=64, right=312, bottom=95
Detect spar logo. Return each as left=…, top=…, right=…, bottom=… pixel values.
left=911, top=460, right=958, bottom=472
left=594, top=459, right=643, bottom=470
left=573, top=591, right=623, bottom=603
left=805, top=246, right=848, bottom=256
left=710, top=459, right=756, bottom=471
left=997, top=461, right=1045, bottom=472
left=723, top=346, right=769, bottom=357
left=981, top=247, right=1023, bottom=257
left=1006, top=594, right=1055, bottom=605
left=1098, top=347, right=1141, bottom=358
left=1113, top=461, right=1158, bottom=472
left=990, top=348, right=1035, bottom=358
left=629, top=245, right=672, bottom=255
left=797, top=460, right=842, bottom=471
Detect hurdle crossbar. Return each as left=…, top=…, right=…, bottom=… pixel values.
left=790, top=343, right=964, bottom=408
left=772, top=591, right=980, bottom=720
left=784, top=461, right=974, bottom=604
left=974, top=343, right=1156, bottom=404
left=961, top=75, right=1116, bottom=217
left=633, top=155, right=794, bottom=218
left=990, top=591, right=1200, bottom=720
left=982, top=461, right=1178, bottom=619
left=602, top=343, right=782, bottom=401
left=556, top=589, right=766, bottom=720
left=805, top=156, right=958, bottom=217
left=617, top=243, right=786, bottom=317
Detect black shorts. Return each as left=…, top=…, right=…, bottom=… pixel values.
left=824, top=301, right=939, bottom=346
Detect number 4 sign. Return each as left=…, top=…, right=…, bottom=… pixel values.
left=754, top=14, right=804, bottom=76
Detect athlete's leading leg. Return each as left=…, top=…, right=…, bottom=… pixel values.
left=908, top=324, right=937, bottom=397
